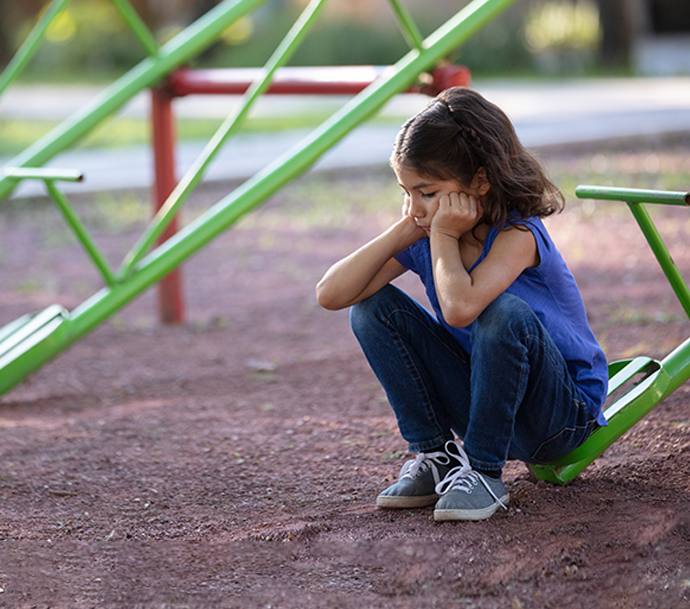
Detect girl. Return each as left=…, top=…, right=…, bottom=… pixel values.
left=315, top=87, right=608, bottom=521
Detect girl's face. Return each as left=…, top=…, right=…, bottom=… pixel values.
left=394, top=165, right=483, bottom=231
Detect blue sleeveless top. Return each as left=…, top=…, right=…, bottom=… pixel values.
left=394, top=218, right=608, bottom=425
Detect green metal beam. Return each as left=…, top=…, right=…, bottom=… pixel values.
left=530, top=333, right=690, bottom=485
left=45, top=181, right=118, bottom=287
left=388, top=0, right=425, bottom=51
left=627, top=201, right=690, bottom=320
left=3, top=167, right=84, bottom=183
left=120, top=0, right=330, bottom=277
left=575, top=185, right=690, bottom=206
left=3, top=167, right=116, bottom=286
left=530, top=185, right=690, bottom=484
left=109, top=0, right=159, bottom=56
left=0, top=0, right=270, bottom=201
left=0, top=0, right=74, bottom=98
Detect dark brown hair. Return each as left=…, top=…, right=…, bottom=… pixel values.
left=390, top=87, right=564, bottom=228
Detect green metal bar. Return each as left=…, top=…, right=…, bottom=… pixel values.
left=387, top=0, right=425, bottom=51
left=531, top=331, right=690, bottom=485
left=0, top=314, right=33, bottom=344
left=627, top=201, right=690, bottom=320
left=575, top=185, right=690, bottom=206
left=109, top=0, right=159, bottom=56
left=0, top=305, right=67, bottom=359
left=0, top=0, right=73, bottom=98
left=3, top=167, right=83, bottom=183
left=0, top=0, right=270, bottom=202
left=119, top=0, right=329, bottom=277
left=577, top=185, right=690, bottom=319
left=530, top=185, right=690, bottom=484
left=44, top=180, right=118, bottom=287
left=0, top=0, right=519, bottom=397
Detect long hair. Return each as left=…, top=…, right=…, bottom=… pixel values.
left=390, top=87, right=564, bottom=228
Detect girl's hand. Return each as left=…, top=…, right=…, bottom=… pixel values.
left=399, top=200, right=429, bottom=245
left=430, top=192, right=482, bottom=240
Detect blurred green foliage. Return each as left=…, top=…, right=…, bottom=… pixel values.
left=6, top=0, right=607, bottom=82
left=16, top=0, right=148, bottom=79
left=199, top=4, right=536, bottom=75
left=0, top=112, right=347, bottom=156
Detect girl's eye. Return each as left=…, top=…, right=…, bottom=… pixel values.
left=422, top=192, right=437, bottom=199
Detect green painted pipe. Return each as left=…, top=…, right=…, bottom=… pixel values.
left=530, top=185, right=690, bottom=484
left=388, top=0, right=425, bottom=51
left=627, top=202, right=690, bottom=320
left=120, top=0, right=330, bottom=277
left=45, top=181, right=118, bottom=287
left=110, top=0, right=159, bottom=57
left=575, top=185, right=690, bottom=206
left=0, top=0, right=269, bottom=201
left=0, top=0, right=73, bottom=97
left=3, top=167, right=83, bottom=182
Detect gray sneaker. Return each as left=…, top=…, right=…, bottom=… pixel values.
left=433, top=441, right=509, bottom=521
left=377, top=449, right=454, bottom=509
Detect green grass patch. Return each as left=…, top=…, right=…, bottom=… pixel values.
left=0, top=113, right=338, bottom=157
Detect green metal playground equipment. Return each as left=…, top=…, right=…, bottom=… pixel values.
left=1, top=0, right=689, bottom=485
left=0, top=0, right=515, bottom=394
left=530, top=186, right=690, bottom=484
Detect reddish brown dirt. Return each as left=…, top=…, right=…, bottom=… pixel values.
left=1, top=160, right=689, bottom=608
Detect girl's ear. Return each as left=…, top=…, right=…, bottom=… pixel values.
left=471, top=167, right=491, bottom=195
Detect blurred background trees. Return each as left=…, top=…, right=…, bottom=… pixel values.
left=0, top=0, right=685, bottom=82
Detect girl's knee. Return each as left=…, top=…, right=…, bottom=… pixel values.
left=349, top=299, right=371, bottom=336
left=349, top=285, right=395, bottom=335
left=472, top=293, right=536, bottom=340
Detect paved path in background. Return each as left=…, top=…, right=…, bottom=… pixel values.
left=1, top=77, right=689, bottom=198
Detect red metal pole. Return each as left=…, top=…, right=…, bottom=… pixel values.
left=166, top=65, right=471, bottom=97
left=151, top=86, right=185, bottom=324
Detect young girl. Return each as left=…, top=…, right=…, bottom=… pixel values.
left=315, top=87, right=608, bottom=521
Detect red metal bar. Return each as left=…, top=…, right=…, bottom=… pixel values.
left=168, top=64, right=470, bottom=97
left=151, top=86, right=185, bottom=324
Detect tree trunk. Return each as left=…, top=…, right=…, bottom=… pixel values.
left=596, top=0, right=633, bottom=67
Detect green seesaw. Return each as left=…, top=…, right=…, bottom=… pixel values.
left=530, top=185, right=690, bottom=484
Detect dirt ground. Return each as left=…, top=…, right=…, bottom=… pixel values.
left=1, top=139, right=690, bottom=608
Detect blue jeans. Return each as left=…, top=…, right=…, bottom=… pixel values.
left=350, top=285, right=597, bottom=476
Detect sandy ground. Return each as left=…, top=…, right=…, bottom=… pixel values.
left=0, top=147, right=689, bottom=607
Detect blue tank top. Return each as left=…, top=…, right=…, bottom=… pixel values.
left=394, top=218, right=608, bottom=425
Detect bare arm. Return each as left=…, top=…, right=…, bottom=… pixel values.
left=316, top=215, right=424, bottom=310
left=430, top=192, right=538, bottom=327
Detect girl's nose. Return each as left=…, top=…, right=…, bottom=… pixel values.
left=408, top=198, right=425, bottom=218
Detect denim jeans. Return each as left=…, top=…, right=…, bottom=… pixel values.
left=350, top=285, right=598, bottom=476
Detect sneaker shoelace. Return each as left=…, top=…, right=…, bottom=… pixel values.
left=399, top=450, right=452, bottom=486
left=434, top=441, right=508, bottom=510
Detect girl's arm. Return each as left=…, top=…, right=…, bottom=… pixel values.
left=430, top=192, right=538, bottom=327
left=316, top=215, right=423, bottom=311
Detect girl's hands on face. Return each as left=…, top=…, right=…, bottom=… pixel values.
left=399, top=197, right=429, bottom=244
left=430, top=191, right=483, bottom=240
